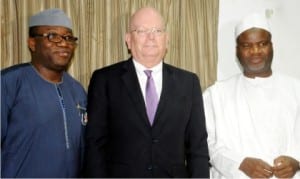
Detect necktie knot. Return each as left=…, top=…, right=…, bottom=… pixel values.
left=144, top=70, right=152, bottom=78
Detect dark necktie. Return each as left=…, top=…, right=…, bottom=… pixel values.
left=144, top=70, right=158, bottom=125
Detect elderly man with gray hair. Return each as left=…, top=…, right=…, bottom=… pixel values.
left=1, top=8, right=86, bottom=177
left=203, top=12, right=300, bottom=178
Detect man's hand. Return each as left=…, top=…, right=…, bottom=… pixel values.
left=239, top=157, right=273, bottom=178
left=273, top=155, right=299, bottom=178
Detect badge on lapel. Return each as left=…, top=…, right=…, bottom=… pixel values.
left=77, top=104, right=88, bottom=126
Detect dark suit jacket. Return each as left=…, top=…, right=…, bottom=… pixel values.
left=84, top=58, right=209, bottom=178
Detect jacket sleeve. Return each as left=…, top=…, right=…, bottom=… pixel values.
left=83, top=71, right=108, bottom=177
left=185, top=74, right=210, bottom=178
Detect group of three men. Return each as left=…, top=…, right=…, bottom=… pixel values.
left=1, top=6, right=300, bottom=178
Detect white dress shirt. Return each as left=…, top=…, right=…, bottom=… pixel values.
left=132, top=59, right=162, bottom=102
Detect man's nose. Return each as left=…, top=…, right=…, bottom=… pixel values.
left=146, top=31, right=155, bottom=39
left=250, top=45, right=261, bottom=53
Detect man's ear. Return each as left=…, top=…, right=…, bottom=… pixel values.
left=125, top=33, right=131, bottom=50
left=28, top=37, right=36, bottom=52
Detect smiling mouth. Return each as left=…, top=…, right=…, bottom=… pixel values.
left=56, top=51, right=70, bottom=57
left=250, top=58, right=263, bottom=64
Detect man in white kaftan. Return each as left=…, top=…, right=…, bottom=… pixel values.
left=204, top=12, right=300, bottom=178
left=204, top=73, right=300, bottom=178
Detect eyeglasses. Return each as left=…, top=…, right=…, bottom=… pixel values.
left=131, top=28, right=165, bottom=37
left=31, top=33, right=78, bottom=44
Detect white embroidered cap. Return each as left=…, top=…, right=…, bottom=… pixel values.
left=235, top=12, right=271, bottom=38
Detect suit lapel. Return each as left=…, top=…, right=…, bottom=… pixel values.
left=121, top=59, right=150, bottom=127
left=152, top=63, right=175, bottom=127
left=121, top=60, right=177, bottom=129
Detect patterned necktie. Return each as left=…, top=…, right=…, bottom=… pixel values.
left=144, top=70, right=158, bottom=125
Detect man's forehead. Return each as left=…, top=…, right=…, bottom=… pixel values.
left=130, top=8, right=165, bottom=28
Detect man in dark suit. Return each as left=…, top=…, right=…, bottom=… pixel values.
left=84, top=7, right=209, bottom=178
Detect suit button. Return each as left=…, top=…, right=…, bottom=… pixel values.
left=147, top=165, right=153, bottom=170
left=152, top=139, right=159, bottom=143
left=147, top=165, right=157, bottom=170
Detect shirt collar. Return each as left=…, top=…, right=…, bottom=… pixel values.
left=132, top=58, right=163, bottom=76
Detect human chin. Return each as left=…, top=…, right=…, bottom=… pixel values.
left=52, top=56, right=72, bottom=68
left=141, top=50, right=160, bottom=58
left=246, top=63, right=268, bottom=74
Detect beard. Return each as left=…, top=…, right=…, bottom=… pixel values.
left=243, top=59, right=272, bottom=77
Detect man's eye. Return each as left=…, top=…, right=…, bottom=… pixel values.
left=48, top=33, right=59, bottom=39
left=241, top=44, right=250, bottom=48
left=64, top=36, right=72, bottom=40
left=259, top=42, right=269, bottom=47
left=137, top=30, right=146, bottom=34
